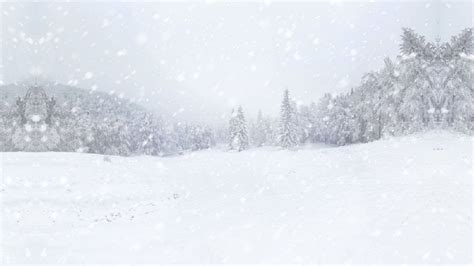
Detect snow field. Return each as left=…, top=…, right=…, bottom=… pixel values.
left=1, top=131, right=472, bottom=264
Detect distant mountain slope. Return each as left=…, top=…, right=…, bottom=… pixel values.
left=0, top=81, right=215, bottom=155
left=0, top=81, right=146, bottom=118
left=0, top=81, right=174, bottom=155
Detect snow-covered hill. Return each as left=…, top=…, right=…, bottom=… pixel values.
left=1, top=131, right=472, bottom=264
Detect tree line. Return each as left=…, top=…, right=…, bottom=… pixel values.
left=0, top=83, right=214, bottom=155
left=228, top=28, right=473, bottom=151
left=0, top=28, right=472, bottom=155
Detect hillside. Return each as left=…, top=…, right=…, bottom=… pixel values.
left=0, top=82, right=177, bottom=155
left=1, top=130, right=472, bottom=263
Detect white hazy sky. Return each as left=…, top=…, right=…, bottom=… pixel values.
left=0, top=1, right=472, bottom=123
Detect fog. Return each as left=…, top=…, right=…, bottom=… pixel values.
left=0, top=1, right=471, bottom=124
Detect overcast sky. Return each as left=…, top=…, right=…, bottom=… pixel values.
left=0, top=1, right=472, bottom=123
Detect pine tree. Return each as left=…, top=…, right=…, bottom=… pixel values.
left=235, top=106, right=249, bottom=151
left=444, top=28, right=473, bottom=132
left=279, top=89, right=298, bottom=148
left=228, top=108, right=238, bottom=150
left=400, top=28, right=429, bottom=58
left=253, top=110, right=267, bottom=147
left=138, top=113, right=156, bottom=155
left=228, top=106, right=249, bottom=151
left=297, top=104, right=316, bottom=144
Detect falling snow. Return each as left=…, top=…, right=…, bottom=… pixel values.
left=0, top=1, right=472, bottom=264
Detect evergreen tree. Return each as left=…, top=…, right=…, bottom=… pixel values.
left=235, top=106, right=249, bottom=151
left=252, top=110, right=267, bottom=147
left=1, top=28, right=472, bottom=152
left=228, top=108, right=238, bottom=150
left=279, top=89, right=298, bottom=148
left=297, top=104, right=317, bottom=144
left=138, top=113, right=157, bottom=155
left=228, top=106, right=249, bottom=151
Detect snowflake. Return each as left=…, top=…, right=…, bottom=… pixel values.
left=117, top=49, right=128, bottom=57
left=84, top=72, right=94, bottom=80
left=135, top=33, right=148, bottom=45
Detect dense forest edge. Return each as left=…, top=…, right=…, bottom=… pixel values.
left=0, top=28, right=472, bottom=156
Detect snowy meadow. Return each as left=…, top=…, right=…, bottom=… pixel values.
left=0, top=1, right=473, bottom=265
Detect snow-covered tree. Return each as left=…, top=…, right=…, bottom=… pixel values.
left=228, top=108, right=238, bottom=150
left=443, top=29, right=473, bottom=132
left=176, top=123, right=215, bottom=151
left=279, top=89, right=298, bottom=148
left=236, top=106, right=249, bottom=151
left=300, top=28, right=472, bottom=146
left=229, top=106, right=249, bottom=151
left=0, top=82, right=211, bottom=156
left=0, top=28, right=471, bottom=152
left=297, top=103, right=318, bottom=144
left=11, top=86, right=60, bottom=152
left=250, top=110, right=268, bottom=147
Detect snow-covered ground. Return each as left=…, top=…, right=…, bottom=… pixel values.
left=1, top=131, right=472, bottom=264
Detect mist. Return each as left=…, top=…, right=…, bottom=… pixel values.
left=0, top=1, right=471, bottom=124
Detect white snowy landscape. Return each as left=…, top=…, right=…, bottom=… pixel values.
left=2, top=131, right=472, bottom=263
left=0, top=0, right=473, bottom=265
